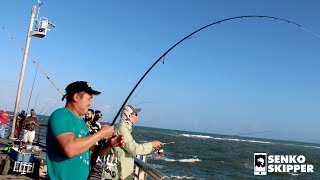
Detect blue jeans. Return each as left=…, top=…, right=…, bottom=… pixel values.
left=0, top=124, right=7, bottom=138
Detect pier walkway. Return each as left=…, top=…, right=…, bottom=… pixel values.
left=0, top=137, right=46, bottom=179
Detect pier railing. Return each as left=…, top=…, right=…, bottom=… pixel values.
left=134, top=156, right=170, bottom=180
left=5, top=123, right=47, bottom=147
left=5, top=122, right=170, bottom=180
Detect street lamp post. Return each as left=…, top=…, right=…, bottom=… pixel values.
left=10, top=6, right=37, bottom=139
left=9, top=3, right=55, bottom=139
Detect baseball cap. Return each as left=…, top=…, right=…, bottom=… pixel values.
left=62, top=81, right=101, bottom=101
left=126, top=105, right=141, bottom=114
left=122, top=104, right=141, bottom=119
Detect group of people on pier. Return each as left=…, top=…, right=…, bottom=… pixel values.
left=2, top=80, right=163, bottom=179
left=46, top=81, right=163, bottom=180
left=0, top=108, right=39, bottom=146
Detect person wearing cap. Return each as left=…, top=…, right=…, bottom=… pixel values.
left=112, top=105, right=162, bottom=180
left=46, top=81, right=124, bottom=180
left=26, top=109, right=36, bottom=117
left=0, top=109, right=10, bottom=139
left=22, top=110, right=39, bottom=145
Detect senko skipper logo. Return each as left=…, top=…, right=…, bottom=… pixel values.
left=254, top=153, right=267, bottom=175
left=254, top=153, right=314, bottom=175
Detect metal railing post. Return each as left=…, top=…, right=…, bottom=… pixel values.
left=37, top=126, right=41, bottom=145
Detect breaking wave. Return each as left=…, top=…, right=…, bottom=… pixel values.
left=170, top=175, right=194, bottom=179
left=162, top=157, right=201, bottom=163
left=181, top=133, right=272, bottom=144
left=181, top=134, right=212, bottom=139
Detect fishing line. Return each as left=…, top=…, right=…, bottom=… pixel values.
left=128, top=86, right=144, bottom=105
left=42, top=101, right=60, bottom=116
left=129, top=84, right=152, bottom=107
left=26, top=61, right=40, bottom=113
left=1, top=26, right=64, bottom=96
left=5, top=103, right=9, bottom=110
left=36, top=103, right=47, bottom=117
left=88, top=15, right=320, bottom=179
left=300, top=26, right=320, bottom=38
left=38, top=101, right=59, bottom=122
left=133, top=101, right=152, bottom=106
left=33, top=91, right=40, bottom=110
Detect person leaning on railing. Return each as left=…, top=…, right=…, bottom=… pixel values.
left=46, top=81, right=124, bottom=180
left=112, top=104, right=162, bottom=180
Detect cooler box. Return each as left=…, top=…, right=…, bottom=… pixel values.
left=9, top=148, right=35, bottom=163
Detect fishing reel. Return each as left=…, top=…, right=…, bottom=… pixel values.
left=155, top=141, right=174, bottom=157
left=105, top=152, right=117, bottom=178
left=97, top=151, right=117, bottom=178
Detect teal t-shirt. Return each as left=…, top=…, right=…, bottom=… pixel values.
left=46, top=107, right=90, bottom=180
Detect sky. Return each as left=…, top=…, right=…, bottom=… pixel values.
left=0, top=0, right=319, bottom=144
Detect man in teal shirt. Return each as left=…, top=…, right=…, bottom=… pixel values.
left=46, top=81, right=124, bottom=180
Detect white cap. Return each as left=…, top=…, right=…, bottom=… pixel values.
left=121, top=105, right=141, bottom=120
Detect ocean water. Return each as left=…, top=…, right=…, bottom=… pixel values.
left=131, top=126, right=320, bottom=179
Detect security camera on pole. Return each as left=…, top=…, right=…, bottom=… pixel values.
left=10, top=0, right=55, bottom=139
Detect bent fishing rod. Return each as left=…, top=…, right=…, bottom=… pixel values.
left=88, top=15, right=318, bottom=179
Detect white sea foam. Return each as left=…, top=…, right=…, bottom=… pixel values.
left=279, top=143, right=320, bottom=149
left=227, top=138, right=240, bottom=142
left=213, top=137, right=223, bottom=140
left=178, top=158, right=201, bottom=162
left=245, top=139, right=272, bottom=144
left=181, top=133, right=272, bottom=144
left=289, top=173, right=299, bottom=176
left=243, top=162, right=253, bottom=170
left=304, top=145, right=320, bottom=149
left=232, top=138, right=272, bottom=144
left=213, top=137, right=272, bottom=144
left=162, top=157, right=201, bottom=163
left=162, top=157, right=176, bottom=162
left=149, top=164, right=164, bottom=169
left=181, top=134, right=212, bottom=139
left=171, top=175, right=194, bottom=179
